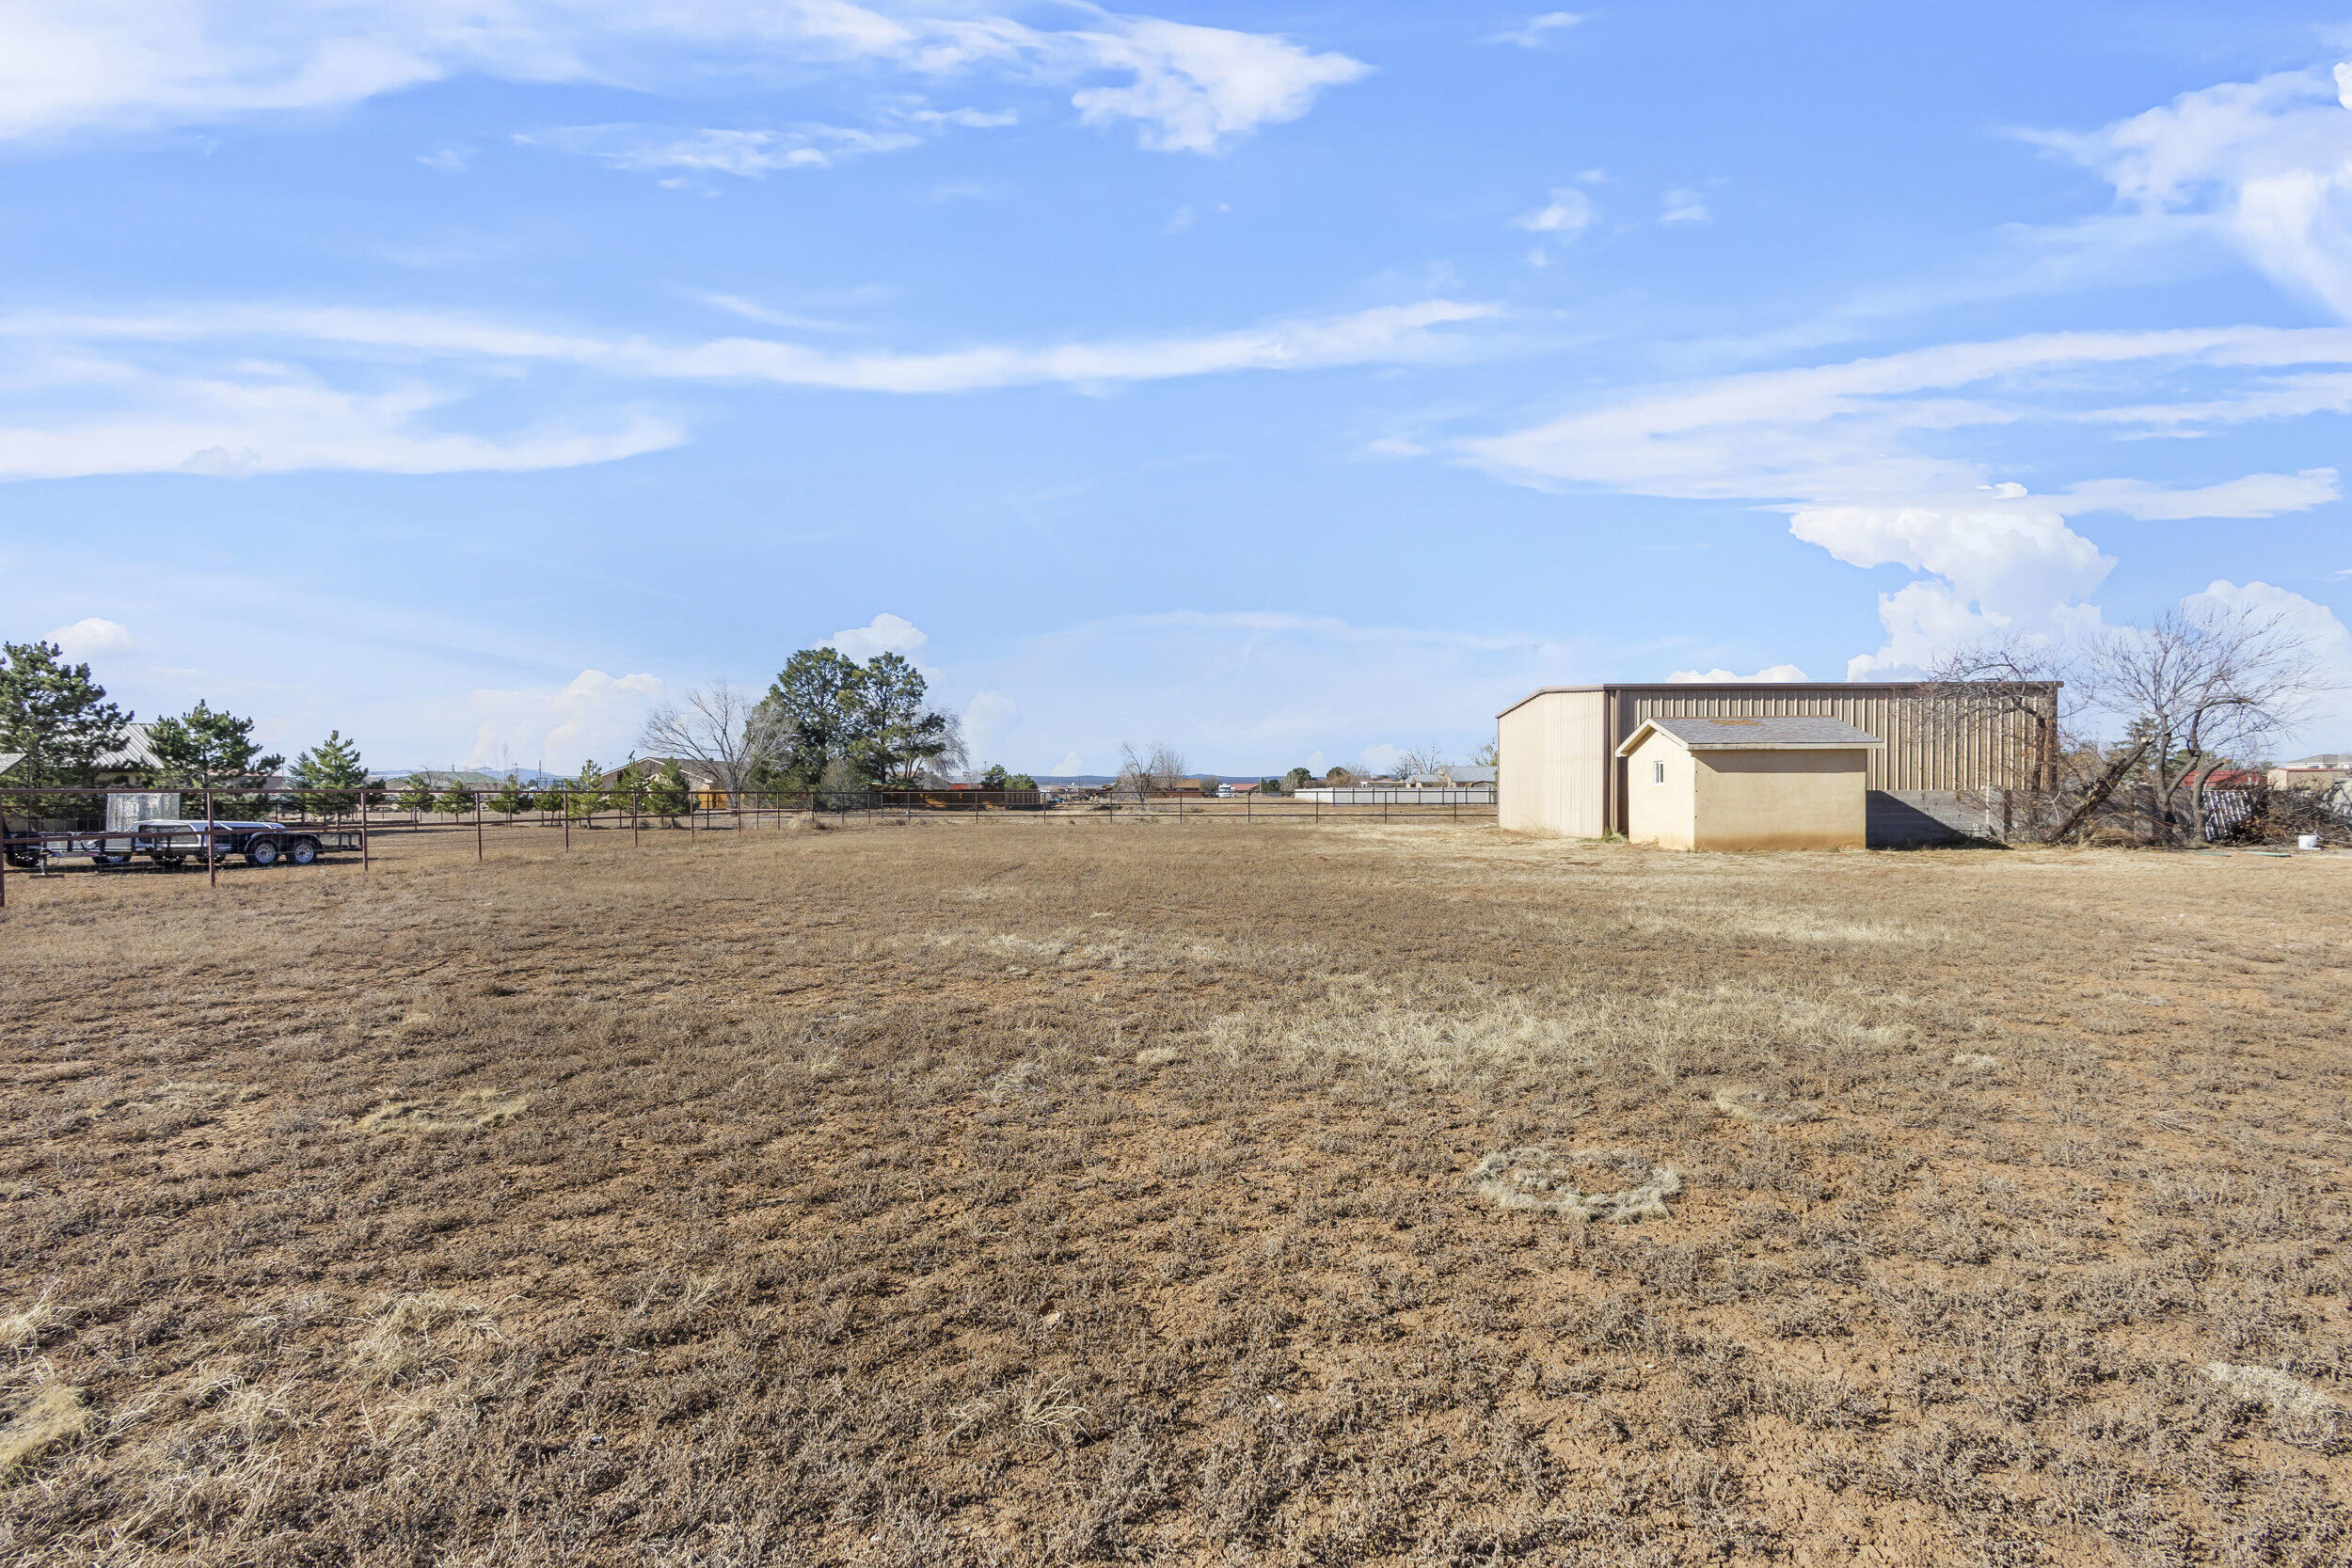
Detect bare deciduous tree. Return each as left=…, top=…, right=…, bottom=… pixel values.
left=1393, top=744, right=1450, bottom=780
left=1921, top=633, right=2075, bottom=839
left=2083, top=602, right=2331, bottom=844
left=1117, top=741, right=1186, bottom=802
left=638, top=681, right=789, bottom=817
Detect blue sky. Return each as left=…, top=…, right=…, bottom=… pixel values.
left=6, top=3, right=2352, bottom=775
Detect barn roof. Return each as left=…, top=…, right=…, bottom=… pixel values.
left=1614, top=716, right=1885, bottom=756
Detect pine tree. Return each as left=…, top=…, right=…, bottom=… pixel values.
left=291, top=731, right=367, bottom=818
left=489, top=775, right=532, bottom=816
left=645, top=760, right=693, bottom=819
left=435, top=778, right=477, bottom=818
left=396, top=775, right=437, bottom=816
left=149, top=700, right=283, bottom=816
left=0, top=641, right=133, bottom=802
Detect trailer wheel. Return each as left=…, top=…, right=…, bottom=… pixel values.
left=288, top=836, right=321, bottom=866
left=90, top=851, right=131, bottom=867
left=5, top=847, right=40, bottom=870
left=151, top=851, right=185, bottom=868
left=246, top=837, right=281, bottom=867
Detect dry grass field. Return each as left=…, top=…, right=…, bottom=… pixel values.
left=5, top=820, right=2350, bottom=1566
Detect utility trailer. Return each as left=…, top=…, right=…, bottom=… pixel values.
left=1, top=816, right=360, bottom=870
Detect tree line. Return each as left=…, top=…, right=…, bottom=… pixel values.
left=0, top=638, right=1008, bottom=825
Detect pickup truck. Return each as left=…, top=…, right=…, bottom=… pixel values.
left=2, top=817, right=332, bottom=869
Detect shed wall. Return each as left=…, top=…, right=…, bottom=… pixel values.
left=1622, top=731, right=1695, bottom=849
left=1499, top=689, right=1605, bottom=835
left=1692, top=750, right=1867, bottom=851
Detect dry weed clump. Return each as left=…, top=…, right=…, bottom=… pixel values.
left=0, top=1383, right=92, bottom=1476
left=2209, top=1362, right=2347, bottom=1449
left=356, top=1085, right=530, bottom=1132
left=2, top=823, right=2349, bottom=1564
left=1708, top=1085, right=1820, bottom=1124
left=1467, top=1147, right=1682, bottom=1221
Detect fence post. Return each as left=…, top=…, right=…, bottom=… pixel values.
left=360, top=789, right=370, bottom=869
left=206, top=787, right=216, bottom=890
left=475, top=792, right=484, bottom=862
left=564, top=793, right=571, bottom=850
left=633, top=786, right=641, bottom=847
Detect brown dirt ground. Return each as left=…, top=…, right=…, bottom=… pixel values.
left=3, top=818, right=2350, bottom=1566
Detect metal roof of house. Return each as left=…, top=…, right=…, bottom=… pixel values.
left=0, top=752, right=22, bottom=778
left=1614, top=716, right=1886, bottom=755
left=96, top=722, right=165, bottom=770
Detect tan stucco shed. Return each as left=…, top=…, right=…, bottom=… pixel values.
left=1614, top=716, right=1883, bottom=851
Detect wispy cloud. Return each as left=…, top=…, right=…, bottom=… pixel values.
left=0, top=3, right=1366, bottom=156
left=1462, top=325, right=2352, bottom=674
left=1661, top=187, right=1709, bottom=225
left=524, top=123, right=922, bottom=179
left=1486, top=12, right=1586, bottom=49
left=0, top=297, right=1509, bottom=479
left=2024, top=55, right=2352, bottom=319
left=1515, top=187, right=1596, bottom=238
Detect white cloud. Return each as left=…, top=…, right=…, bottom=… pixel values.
left=0, top=4, right=1364, bottom=156
left=526, top=123, right=920, bottom=178
left=1486, top=12, right=1585, bottom=48
left=1053, top=750, right=1084, bottom=775
left=0, top=298, right=1507, bottom=479
left=46, top=617, right=132, bottom=659
left=825, top=612, right=929, bottom=660
left=2030, top=57, right=2352, bottom=319
left=1359, top=742, right=1402, bottom=774
left=1463, top=325, right=2352, bottom=674
left=2183, top=578, right=2352, bottom=743
left=1661, top=188, right=1709, bottom=225
left=1668, top=664, right=1807, bottom=683
left=964, top=689, right=1017, bottom=765
left=1066, top=16, right=1369, bottom=153
left=417, top=145, right=472, bottom=172
left=462, top=668, right=663, bottom=772
left=1515, top=187, right=1596, bottom=239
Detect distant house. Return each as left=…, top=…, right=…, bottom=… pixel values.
left=0, top=722, right=167, bottom=788
left=2270, top=754, right=2352, bottom=791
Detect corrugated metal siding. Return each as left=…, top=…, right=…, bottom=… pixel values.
left=1500, top=689, right=1606, bottom=835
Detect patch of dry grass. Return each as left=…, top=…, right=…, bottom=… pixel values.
left=2, top=822, right=2349, bottom=1564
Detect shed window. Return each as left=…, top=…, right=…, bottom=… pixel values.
left=1652, top=760, right=1665, bottom=784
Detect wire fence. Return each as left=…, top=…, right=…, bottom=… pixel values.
left=0, top=784, right=1498, bottom=904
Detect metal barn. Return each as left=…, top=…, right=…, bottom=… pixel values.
left=1497, top=681, right=2059, bottom=847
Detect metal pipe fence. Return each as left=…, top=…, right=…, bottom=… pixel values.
left=0, top=783, right=1496, bottom=903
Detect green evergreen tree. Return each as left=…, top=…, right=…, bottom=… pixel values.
left=291, top=730, right=367, bottom=818
left=395, top=775, right=437, bottom=816
left=1008, top=772, right=1038, bottom=791
left=489, top=775, right=532, bottom=816
left=566, top=760, right=607, bottom=821
left=435, top=778, right=477, bottom=818
left=149, top=700, right=283, bottom=816
left=0, top=640, right=132, bottom=819
left=980, top=763, right=1012, bottom=790
left=645, top=760, right=693, bottom=819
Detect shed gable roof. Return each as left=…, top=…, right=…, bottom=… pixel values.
left=1614, top=716, right=1885, bottom=756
